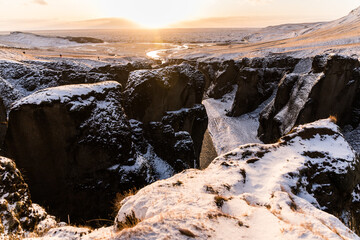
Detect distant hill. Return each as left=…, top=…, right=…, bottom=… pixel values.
left=170, top=16, right=321, bottom=29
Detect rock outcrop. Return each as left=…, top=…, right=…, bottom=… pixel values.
left=4, top=77, right=208, bottom=224
left=123, top=63, right=205, bottom=123
left=123, top=63, right=208, bottom=167
left=228, top=67, right=284, bottom=116
left=205, top=60, right=239, bottom=99
left=89, top=62, right=152, bottom=87
left=82, top=119, right=356, bottom=239
left=146, top=104, right=208, bottom=170
left=0, top=156, right=56, bottom=238
left=4, top=82, right=169, bottom=223
left=258, top=55, right=360, bottom=143
left=36, top=119, right=360, bottom=239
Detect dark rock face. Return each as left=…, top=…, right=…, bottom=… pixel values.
left=258, top=55, right=360, bottom=143
left=0, top=98, right=6, bottom=148
left=123, top=63, right=205, bottom=123
left=4, top=76, right=208, bottom=223
left=4, top=82, right=150, bottom=222
left=123, top=63, right=208, bottom=166
left=148, top=104, right=208, bottom=170
left=297, top=56, right=360, bottom=125
left=228, top=56, right=300, bottom=117
left=0, top=156, right=55, bottom=237
left=228, top=67, right=284, bottom=117
left=206, top=60, right=239, bottom=99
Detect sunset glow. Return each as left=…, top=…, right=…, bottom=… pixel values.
left=0, top=0, right=360, bottom=30
left=103, top=0, right=193, bottom=28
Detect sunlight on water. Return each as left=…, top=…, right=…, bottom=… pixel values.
left=146, top=50, right=162, bottom=60
left=146, top=44, right=189, bottom=63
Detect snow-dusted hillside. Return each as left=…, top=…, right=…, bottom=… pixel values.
left=0, top=32, right=77, bottom=48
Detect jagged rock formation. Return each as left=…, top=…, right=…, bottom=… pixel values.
left=146, top=104, right=208, bottom=170
left=122, top=63, right=208, bottom=168
left=228, top=56, right=300, bottom=117
left=0, top=156, right=56, bottom=238
left=205, top=60, right=239, bottom=99
left=258, top=55, right=360, bottom=143
left=89, top=62, right=152, bottom=87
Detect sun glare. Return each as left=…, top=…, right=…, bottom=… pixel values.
left=104, top=0, right=192, bottom=28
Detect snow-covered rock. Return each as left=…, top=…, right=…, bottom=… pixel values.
left=109, top=119, right=360, bottom=239
left=29, top=118, right=360, bottom=239
left=0, top=156, right=56, bottom=239
left=0, top=59, right=149, bottom=111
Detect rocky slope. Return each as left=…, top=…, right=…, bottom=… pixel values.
left=33, top=119, right=360, bottom=239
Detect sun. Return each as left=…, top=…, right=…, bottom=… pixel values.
left=103, top=0, right=192, bottom=28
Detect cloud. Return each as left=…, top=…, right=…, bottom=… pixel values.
left=32, top=0, right=47, bottom=5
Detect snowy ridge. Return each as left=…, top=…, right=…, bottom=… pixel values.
left=11, top=81, right=120, bottom=109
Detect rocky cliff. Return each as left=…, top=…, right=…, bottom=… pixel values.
left=3, top=62, right=208, bottom=224
left=258, top=55, right=360, bottom=143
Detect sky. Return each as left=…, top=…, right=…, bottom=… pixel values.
left=0, top=0, right=359, bottom=30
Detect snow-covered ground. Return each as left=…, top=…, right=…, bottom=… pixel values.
left=202, top=87, right=268, bottom=155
